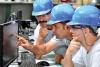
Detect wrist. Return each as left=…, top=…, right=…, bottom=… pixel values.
left=62, top=52, right=73, bottom=67
left=22, top=42, right=31, bottom=49
left=65, top=51, right=73, bottom=58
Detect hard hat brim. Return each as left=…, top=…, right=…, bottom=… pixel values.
left=67, top=21, right=99, bottom=28
left=67, top=21, right=81, bottom=25
left=47, top=20, right=61, bottom=25
left=32, top=9, right=51, bottom=16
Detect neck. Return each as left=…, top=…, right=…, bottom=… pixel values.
left=65, top=35, right=72, bottom=41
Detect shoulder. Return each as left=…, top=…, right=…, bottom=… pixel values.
left=50, top=36, right=68, bottom=44
left=35, top=24, right=40, bottom=30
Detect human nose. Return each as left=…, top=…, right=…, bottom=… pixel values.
left=70, top=28, right=74, bottom=33
left=36, top=16, right=46, bottom=22
left=45, top=15, right=50, bottom=21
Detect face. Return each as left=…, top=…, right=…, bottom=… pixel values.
left=36, top=14, right=51, bottom=28
left=49, top=23, right=71, bottom=39
left=70, top=25, right=87, bottom=43
left=70, top=25, right=98, bottom=51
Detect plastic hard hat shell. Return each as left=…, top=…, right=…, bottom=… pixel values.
left=32, top=0, right=53, bottom=16
left=47, top=4, right=74, bottom=25
left=68, top=5, right=100, bottom=27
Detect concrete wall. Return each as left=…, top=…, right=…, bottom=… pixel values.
left=0, top=3, right=32, bottom=23
left=11, top=4, right=32, bottom=20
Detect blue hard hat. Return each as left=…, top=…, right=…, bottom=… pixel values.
left=32, top=0, right=53, bottom=16
left=68, top=5, right=100, bottom=27
left=47, top=4, right=74, bottom=25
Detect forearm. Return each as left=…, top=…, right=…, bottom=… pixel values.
left=36, top=43, right=58, bottom=55
left=62, top=37, right=81, bottom=67
left=45, top=44, right=58, bottom=54
left=22, top=43, right=35, bottom=53
left=33, top=44, right=55, bottom=55
left=62, top=52, right=74, bottom=67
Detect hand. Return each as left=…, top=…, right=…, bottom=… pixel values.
left=61, top=38, right=81, bottom=67
left=17, top=35, right=30, bottom=47
left=39, top=27, right=48, bottom=38
left=67, top=37, right=81, bottom=56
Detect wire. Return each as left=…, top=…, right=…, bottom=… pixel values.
left=80, top=28, right=88, bottom=50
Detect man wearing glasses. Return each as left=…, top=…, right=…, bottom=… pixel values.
left=62, top=5, right=100, bottom=67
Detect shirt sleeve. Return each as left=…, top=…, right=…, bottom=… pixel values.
left=50, top=36, right=69, bottom=46
left=49, top=36, right=68, bottom=56
left=33, top=24, right=40, bottom=41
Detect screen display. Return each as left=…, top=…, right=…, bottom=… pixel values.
left=0, top=21, right=18, bottom=67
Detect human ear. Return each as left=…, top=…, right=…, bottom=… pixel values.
left=65, top=25, right=70, bottom=30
